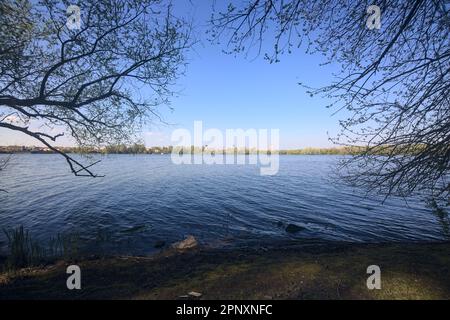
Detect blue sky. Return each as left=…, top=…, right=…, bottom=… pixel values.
left=0, top=1, right=347, bottom=149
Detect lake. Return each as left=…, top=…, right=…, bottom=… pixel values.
left=0, top=154, right=447, bottom=255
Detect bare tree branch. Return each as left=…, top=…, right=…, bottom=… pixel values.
left=0, top=154, right=11, bottom=192
left=211, top=0, right=450, bottom=204
left=0, top=0, right=192, bottom=177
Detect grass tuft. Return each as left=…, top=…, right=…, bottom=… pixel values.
left=3, top=226, right=45, bottom=269
left=2, top=226, right=82, bottom=270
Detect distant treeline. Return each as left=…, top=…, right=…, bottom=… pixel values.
left=0, top=144, right=171, bottom=154
left=0, top=145, right=427, bottom=155
left=279, top=147, right=363, bottom=155
left=0, top=144, right=354, bottom=155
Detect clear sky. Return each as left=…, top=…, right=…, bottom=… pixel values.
left=0, top=1, right=348, bottom=149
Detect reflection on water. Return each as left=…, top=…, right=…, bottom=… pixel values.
left=0, top=154, right=447, bottom=255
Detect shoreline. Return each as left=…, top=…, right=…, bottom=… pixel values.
left=1, top=241, right=449, bottom=299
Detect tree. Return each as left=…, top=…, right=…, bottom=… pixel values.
left=211, top=0, right=449, bottom=204
left=0, top=0, right=191, bottom=176
left=0, top=154, right=10, bottom=192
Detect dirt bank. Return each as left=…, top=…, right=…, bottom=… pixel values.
left=1, top=242, right=449, bottom=299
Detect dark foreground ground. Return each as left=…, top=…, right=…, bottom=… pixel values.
left=1, top=242, right=449, bottom=299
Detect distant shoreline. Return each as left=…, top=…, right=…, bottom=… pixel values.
left=0, top=152, right=354, bottom=155
left=0, top=145, right=362, bottom=156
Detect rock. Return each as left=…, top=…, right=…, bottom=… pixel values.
left=285, top=223, right=305, bottom=233
left=188, top=291, right=202, bottom=298
left=154, top=240, right=166, bottom=249
left=121, top=224, right=149, bottom=234
left=172, top=235, right=198, bottom=250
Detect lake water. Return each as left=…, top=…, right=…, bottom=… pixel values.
left=0, top=154, right=447, bottom=255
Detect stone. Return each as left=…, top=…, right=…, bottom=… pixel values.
left=154, top=240, right=166, bottom=249
left=285, top=224, right=305, bottom=233
left=188, top=291, right=202, bottom=298
left=172, top=235, right=198, bottom=250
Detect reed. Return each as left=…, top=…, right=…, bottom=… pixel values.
left=2, top=226, right=82, bottom=270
